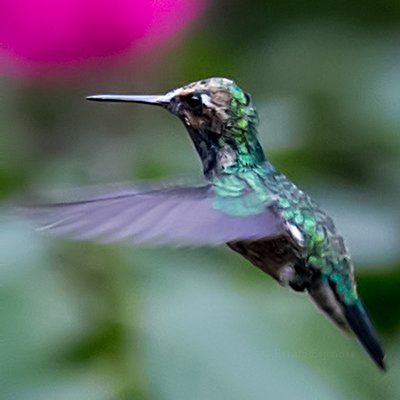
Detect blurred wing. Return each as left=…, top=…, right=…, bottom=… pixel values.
left=21, top=185, right=284, bottom=246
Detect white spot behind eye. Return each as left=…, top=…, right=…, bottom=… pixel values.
left=201, top=94, right=212, bottom=106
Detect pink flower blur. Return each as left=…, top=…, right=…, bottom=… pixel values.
left=0, top=0, right=207, bottom=79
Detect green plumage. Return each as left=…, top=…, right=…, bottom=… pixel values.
left=213, top=162, right=356, bottom=303
left=31, top=77, right=385, bottom=370
left=201, top=80, right=384, bottom=369
left=210, top=81, right=357, bottom=305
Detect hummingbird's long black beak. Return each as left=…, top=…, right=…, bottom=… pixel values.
left=86, top=94, right=172, bottom=106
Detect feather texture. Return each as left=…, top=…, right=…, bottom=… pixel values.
left=20, top=184, right=284, bottom=246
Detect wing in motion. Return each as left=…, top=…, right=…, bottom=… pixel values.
left=20, top=184, right=284, bottom=246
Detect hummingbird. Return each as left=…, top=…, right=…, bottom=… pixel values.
left=26, top=77, right=385, bottom=370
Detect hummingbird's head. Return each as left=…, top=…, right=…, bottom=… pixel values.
left=163, top=77, right=258, bottom=133
left=87, top=77, right=265, bottom=178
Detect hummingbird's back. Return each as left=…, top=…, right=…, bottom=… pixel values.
left=227, top=161, right=356, bottom=299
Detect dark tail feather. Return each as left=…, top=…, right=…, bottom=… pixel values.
left=343, top=300, right=386, bottom=370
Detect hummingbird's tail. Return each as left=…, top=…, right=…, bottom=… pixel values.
left=308, top=277, right=385, bottom=370
left=342, top=299, right=386, bottom=370
left=308, top=277, right=349, bottom=331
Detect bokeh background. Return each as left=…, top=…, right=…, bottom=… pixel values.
left=1, top=1, right=400, bottom=399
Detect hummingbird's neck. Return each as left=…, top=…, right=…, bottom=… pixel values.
left=187, top=123, right=266, bottom=179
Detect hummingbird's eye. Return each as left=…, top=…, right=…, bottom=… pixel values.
left=185, top=94, right=203, bottom=110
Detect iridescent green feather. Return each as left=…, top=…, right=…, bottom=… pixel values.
left=212, top=155, right=358, bottom=305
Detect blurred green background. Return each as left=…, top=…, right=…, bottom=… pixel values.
left=1, top=1, right=400, bottom=399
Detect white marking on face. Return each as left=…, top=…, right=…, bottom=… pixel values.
left=201, top=93, right=213, bottom=107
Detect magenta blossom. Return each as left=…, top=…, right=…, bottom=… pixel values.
left=0, top=0, right=207, bottom=79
